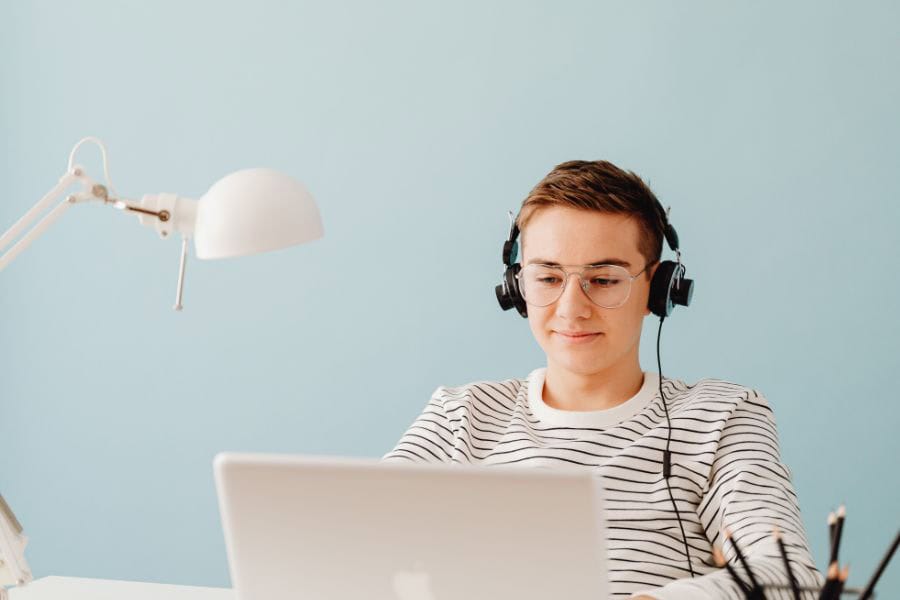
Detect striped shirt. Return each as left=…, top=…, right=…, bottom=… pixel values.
left=383, top=368, right=823, bottom=599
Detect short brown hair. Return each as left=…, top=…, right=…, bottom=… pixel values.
left=517, top=160, right=666, bottom=269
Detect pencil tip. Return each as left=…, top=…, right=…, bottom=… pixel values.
left=837, top=505, right=846, bottom=517
left=828, top=512, right=837, bottom=524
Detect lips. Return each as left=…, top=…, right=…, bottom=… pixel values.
left=554, top=330, right=603, bottom=342
left=556, top=331, right=602, bottom=337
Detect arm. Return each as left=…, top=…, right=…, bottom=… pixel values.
left=631, top=391, right=823, bottom=600
left=382, top=387, right=456, bottom=463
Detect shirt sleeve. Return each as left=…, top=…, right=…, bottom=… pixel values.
left=382, top=387, right=456, bottom=463
left=630, top=391, right=824, bottom=600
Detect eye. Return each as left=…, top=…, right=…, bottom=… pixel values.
left=590, top=277, right=621, bottom=287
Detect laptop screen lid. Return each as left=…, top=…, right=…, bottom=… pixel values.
left=214, top=452, right=608, bottom=600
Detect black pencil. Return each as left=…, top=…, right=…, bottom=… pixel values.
left=726, top=529, right=762, bottom=597
left=858, top=529, right=900, bottom=600
left=835, top=565, right=849, bottom=599
left=817, top=561, right=839, bottom=600
left=774, top=527, right=801, bottom=600
left=714, top=545, right=752, bottom=597
left=829, top=505, right=845, bottom=565
left=827, top=511, right=837, bottom=560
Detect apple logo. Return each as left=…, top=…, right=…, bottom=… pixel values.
left=392, top=564, right=438, bottom=600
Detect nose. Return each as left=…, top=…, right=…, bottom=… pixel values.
left=555, top=273, right=593, bottom=320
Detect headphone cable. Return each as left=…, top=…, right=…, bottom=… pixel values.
left=657, top=315, right=696, bottom=577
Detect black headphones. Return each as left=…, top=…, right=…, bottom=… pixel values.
left=494, top=202, right=694, bottom=318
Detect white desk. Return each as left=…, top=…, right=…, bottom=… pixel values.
left=8, top=577, right=234, bottom=599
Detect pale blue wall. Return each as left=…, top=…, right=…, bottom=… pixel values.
left=2, top=0, right=898, bottom=595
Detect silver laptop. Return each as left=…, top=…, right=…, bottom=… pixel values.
left=213, top=453, right=608, bottom=600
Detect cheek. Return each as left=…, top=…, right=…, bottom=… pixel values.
left=618, top=294, right=650, bottom=334
left=526, top=307, right=553, bottom=340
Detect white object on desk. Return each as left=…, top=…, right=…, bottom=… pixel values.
left=0, top=495, right=31, bottom=592
left=214, top=452, right=609, bottom=600
left=8, top=577, right=233, bottom=600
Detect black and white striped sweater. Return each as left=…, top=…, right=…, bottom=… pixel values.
left=384, top=369, right=823, bottom=599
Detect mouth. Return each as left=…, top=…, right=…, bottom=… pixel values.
left=554, top=331, right=603, bottom=343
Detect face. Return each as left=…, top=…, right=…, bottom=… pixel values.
left=520, top=206, right=656, bottom=379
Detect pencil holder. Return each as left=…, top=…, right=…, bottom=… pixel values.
left=719, top=508, right=897, bottom=600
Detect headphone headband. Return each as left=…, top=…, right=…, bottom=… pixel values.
left=502, top=200, right=679, bottom=262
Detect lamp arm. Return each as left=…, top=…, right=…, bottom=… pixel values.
left=0, top=168, right=176, bottom=272
left=0, top=195, right=75, bottom=271
left=0, top=171, right=82, bottom=250
left=0, top=171, right=83, bottom=270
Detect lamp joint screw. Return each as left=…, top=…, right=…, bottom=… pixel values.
left=158, top=210, right=170, bottom=222
left=92, top=184, right=108, bottom=201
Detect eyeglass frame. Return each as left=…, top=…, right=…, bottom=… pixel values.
left=514, top=261, right=656, bottom=309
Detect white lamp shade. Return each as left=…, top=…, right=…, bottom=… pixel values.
left=193, top=168, right=323, bottom=260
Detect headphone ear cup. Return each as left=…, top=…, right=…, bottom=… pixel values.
left=649, top=260, right=677, bottom=318
left=496, top=264, right=528, bottom=317
left=495, top=277, right=514, bottom=311
left=505, top=264, right=528, bottom=318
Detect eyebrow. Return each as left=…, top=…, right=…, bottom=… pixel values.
left=526, top=258, right=632, bottom=268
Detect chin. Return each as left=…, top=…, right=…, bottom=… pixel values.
left=551, top=353, right=612, bottom=377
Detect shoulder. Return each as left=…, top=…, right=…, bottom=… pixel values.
left=665, top=378, right=785, bottom=462
left=430, top=374, right=527, bottom=417
left=666, top=376, right=774, bottom=421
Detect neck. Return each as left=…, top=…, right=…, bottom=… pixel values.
left=542, top=359, right=645, bottom=412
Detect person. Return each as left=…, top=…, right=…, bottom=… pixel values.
left=383, top=160, right=822, bottom=599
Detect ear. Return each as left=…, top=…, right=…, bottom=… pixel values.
left=643, top=262, right=660, bottom=317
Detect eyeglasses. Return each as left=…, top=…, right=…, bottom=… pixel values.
left=516, top=262, right=653, bottom=309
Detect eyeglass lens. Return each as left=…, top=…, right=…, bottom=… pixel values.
left=519, top=264, right=634, bottom=308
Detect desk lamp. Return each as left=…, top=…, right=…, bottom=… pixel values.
left=0, top=137, right=324, bottom=598
left=0, top=137, right=324, bottom=309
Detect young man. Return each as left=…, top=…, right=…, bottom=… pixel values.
left=384, top=161, right=821, bottom=599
